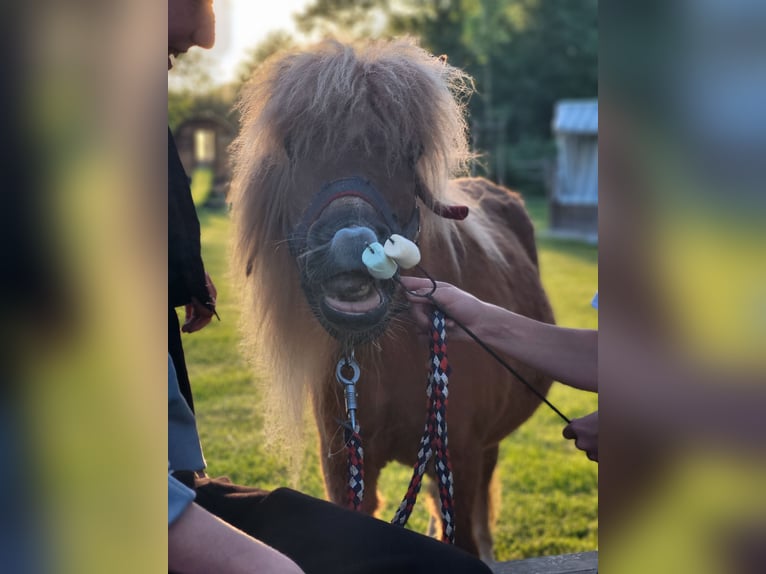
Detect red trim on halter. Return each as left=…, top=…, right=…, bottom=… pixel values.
left=432, top=203, right=469, bottom=220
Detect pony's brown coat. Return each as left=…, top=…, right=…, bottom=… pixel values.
left=229, top=38, right=554, bottom=559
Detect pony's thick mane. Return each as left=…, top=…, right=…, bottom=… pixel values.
left=227, top=38, right=492, bottom=447
left=230, top=38, right=474, bottom=258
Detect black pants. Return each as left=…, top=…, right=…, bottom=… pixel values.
left=191, top=477, right=492, bottom=574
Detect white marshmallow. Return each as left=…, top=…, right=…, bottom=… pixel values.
left=383, top=234, right=421, bottom=269
left=362, top=242, right=398, bottom=279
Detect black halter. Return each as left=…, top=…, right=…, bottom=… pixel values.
left=288, top=176, right=420, bottom=258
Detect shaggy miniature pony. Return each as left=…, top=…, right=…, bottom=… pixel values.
left=229, top=38, right=554, bottom=560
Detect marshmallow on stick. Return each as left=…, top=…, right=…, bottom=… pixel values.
left=383, top=235, right=421, bottom=269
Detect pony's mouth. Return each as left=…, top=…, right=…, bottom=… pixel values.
left=322, top=272, right=384, bottom=315
left=314, top=272, right=391, bottom=339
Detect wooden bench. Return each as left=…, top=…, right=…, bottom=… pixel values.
left=491, top=551, right=598, bottom=574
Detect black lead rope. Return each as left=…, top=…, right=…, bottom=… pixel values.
left=395, top=268, right=572, bottom=425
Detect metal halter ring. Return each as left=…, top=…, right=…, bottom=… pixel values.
left=336, top=355, right=360, bottom=385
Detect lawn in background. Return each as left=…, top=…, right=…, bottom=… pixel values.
left=190, top=166, right=214, bottom=207
left=180, top=194, right=598, bottom=561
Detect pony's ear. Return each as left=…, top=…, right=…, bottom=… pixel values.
left=415, top=181, right=469, bottom=221
left=438, top=54, right=448, bottom=65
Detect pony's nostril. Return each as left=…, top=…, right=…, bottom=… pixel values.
left=331, top=226, right=378, bottom=249
left=330, top=226, right=378, bottom=268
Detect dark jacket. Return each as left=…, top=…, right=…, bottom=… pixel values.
left=168, top=127, right=209, bottom=412
left=169, top=127, right=209, bottom=309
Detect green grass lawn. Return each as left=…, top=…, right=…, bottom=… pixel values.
left=181, top=194, right=598, bottom=561
left=190, top=166, right=214, bottom=207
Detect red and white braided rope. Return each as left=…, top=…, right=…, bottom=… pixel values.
left=391, top=309, right=455, bottom=543
left=345, top=428, right=365, bottom=511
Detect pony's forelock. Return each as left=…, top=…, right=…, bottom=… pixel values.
left=232, top=37, right=474, bottom=206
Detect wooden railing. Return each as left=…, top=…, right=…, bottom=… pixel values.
left=491, top=551, right=597, bottom=574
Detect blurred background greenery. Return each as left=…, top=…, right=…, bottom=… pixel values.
left=169, top=0, right=597, bottom=196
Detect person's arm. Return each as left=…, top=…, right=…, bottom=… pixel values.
left=400, top=276, right=597, bottom=392
left=169, top=503, right=304, bottom=574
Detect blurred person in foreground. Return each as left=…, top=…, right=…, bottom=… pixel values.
left=167, top=2, right=493, bottom=572
left=400, top=276, right=598, bottom=462
left=168, top=0, right=218, bottom=414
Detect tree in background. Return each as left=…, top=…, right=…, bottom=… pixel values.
left=169, top=51, right=238, bottom=132
left=169, top=0, right=597, bottom=193
left=295, top=0, right=393, bottom=38
left=235, top=31, right=297, bottom=86
left=297, top=0, right=597, bottom=190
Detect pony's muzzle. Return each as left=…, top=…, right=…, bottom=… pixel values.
left=315, top=226, right=391, bottom=322
left=330, top=226, right=378, bottom=270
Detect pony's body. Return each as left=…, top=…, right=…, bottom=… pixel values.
left=230, top=39, right=553, bottom=560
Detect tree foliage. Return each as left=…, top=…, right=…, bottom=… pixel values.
left=295, top=0, right=392, bottom=38
left=168, top=1, right=597, bottom=188
left=296, top=0, right=597, bottom=185
left=168, top=31, right=301, bottom=132
left=168, top=51, right=239, bottom=132
left=235, top=31, right=297, bottom=86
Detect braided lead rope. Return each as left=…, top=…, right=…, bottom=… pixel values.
left=336, top=355, right=365, bottom=511
left=392, top=309, right=456, bottom=544
left=430, top=311, right=455, bottom=543
left=391, top=413, right=433, bottom=526
left=345, top=427, right=365, bottom=511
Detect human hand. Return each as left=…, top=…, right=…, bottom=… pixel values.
left=563, top=410, right=598, bottom=462
left=182, top=272, right=217, bottom=333
left=398, top=276, right=487, bottom=342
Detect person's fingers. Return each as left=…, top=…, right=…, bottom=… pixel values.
left=399, top=276, right=435, bottom=290
left=403, top=289, right=440, bottom=303
left=562, top=424, right=576, bottom=440
left=580, top=441, right=598, bottom=462
left=399, top=277, right=455, bottom=300
left=183, top=314, right=213, bottom=333
left=181, top=311, right=200, bottom=333
left=182, top=303, right=194, bottom=330
left=186, top=317, right=213, bottom=333
left=205, top=272, right=218, bottom=301
left=181, top=300, right=215, bottom=333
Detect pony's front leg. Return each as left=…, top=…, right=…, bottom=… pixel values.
left=472, top=445, right=499, bottom=563
left=446, top=448, right=483, bottom=557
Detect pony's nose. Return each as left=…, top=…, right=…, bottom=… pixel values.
left=330, top=226, right=378, bottom=269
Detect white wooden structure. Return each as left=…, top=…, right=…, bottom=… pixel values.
left=549, top=100, right=598, bottom=242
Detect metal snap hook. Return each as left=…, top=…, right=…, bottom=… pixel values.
left=336, top=352, right=361, bottom=432
left=336, top=354, right=360, bottom=385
